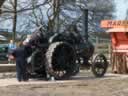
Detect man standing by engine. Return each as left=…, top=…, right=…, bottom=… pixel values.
left=12, top=34, right=33, bottom=82
left=9, top=27, right=47, bottom=82
left=9, top=42, right=29, bottom=82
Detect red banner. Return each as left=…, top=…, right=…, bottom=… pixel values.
left=101, top=20, right=128, bottom=28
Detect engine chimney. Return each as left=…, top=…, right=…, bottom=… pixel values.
left=83, top=9, right=88, bottom=41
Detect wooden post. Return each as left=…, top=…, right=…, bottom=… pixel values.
left=112, top=53, right=128, bottom=74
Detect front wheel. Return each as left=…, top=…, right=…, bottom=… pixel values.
left=91, top=54, right=108, bottom=77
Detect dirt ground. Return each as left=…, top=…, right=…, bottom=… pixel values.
left=0, top=70, right=128, bottom=96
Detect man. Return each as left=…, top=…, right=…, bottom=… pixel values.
left=10, top=29, right=46, bottom=82
left=8, top=40, right=16, bottom=64
left=9, top=43, right=28, bottom=82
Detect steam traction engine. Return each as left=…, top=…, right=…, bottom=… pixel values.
left=27, top=10, right=108, bottom=80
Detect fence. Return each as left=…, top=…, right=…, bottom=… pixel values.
left=93, top=38, right=111, bottom=60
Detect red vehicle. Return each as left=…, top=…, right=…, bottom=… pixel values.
left=101, top=20, right=128, bottom=73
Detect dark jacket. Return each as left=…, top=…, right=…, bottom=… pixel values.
left=12, top=46, right=27, bottom=60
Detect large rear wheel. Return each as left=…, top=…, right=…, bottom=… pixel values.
left=45, top=42, right=78, bottom=80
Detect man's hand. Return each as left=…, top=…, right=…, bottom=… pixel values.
left=8, top=55, right=15, bottom=60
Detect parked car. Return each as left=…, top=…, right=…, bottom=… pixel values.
left=0, top=44, right=8, bottom=61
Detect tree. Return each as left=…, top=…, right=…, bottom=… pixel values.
left=0, top=0, right=5, bottom=14
left=12, top=0, right=17, bottom=41
left=0, top=0, right=115, bottom=38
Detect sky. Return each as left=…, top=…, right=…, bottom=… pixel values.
left=114, top=0, right=128, bottom=20
left=0, top=0, right=128, bottom=31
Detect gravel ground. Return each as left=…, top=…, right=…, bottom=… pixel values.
left=0, top=70, right=128, bottom=96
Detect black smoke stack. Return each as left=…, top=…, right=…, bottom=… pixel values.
left=83, top=9, right=88, bottom=41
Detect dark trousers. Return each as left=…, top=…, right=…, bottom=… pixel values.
left=16, top=58, right=28, bottom=81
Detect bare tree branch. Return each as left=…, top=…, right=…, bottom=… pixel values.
left=2, top=1, right=49, bottom=13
